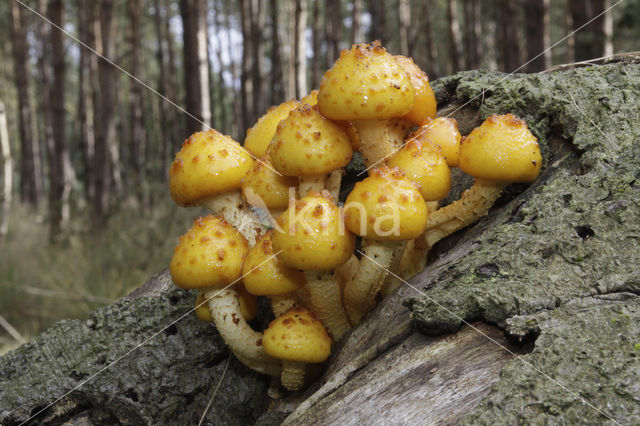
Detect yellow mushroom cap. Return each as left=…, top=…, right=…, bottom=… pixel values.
left=243, top=232, right=306, bottom=296
left=244, top=99, right=300, bottom=158
left=386, top=139, right=451, bottom=201
left=412, top=117, right=462, bottom=167
left=344, top=167, right=428, bottom=241
left=234, top=283, right=259, bottom=321
left=317, top=42, right=415, bottom=121
left=263, top=307, right=332, bottom=363
left=241, top=156, right=298, bottom=210
left=459, top=114, right=542, bottom=183
left=169, top=215, right=249, bottom=290
left=301, top=89, right=318, bottom=106
left=169, top=130, right=254, bottom=206
left=271, top=193, right=355, bottom=271
left=268, top=105, right=353, bottom=177
left=394, top=55, right=437, bottom=125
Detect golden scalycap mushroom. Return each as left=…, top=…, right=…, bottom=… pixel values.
left=345, top=167, right=428, bottom=241
left=318, top=42, right=415, bottom=121
left=169, top=130, right=254, bottom=206
left=241, top=156, right=298, bottom=210
left=459, top=114, right=542, bottom=183
left=271, top=192, right=355, bottom=271
left=263, top=307, right=332, bottom=363
left=169, top=215, right=249, bottom=290
left=194, top=292, right=214, bottom=322
left=386, top=139, right=451, bottom=201
left=243, top=232, right=306, bottom=296
left=301, top=90, right=318, bottom=106
left=413, top=117, right=462, bottom=167
left=244, top=99, right=300, bottom=158
left=269, top=105, right=353, bottom=177
left=195, top=287, right=256, bottom=322
left=394, top=55, right=437, bottom=124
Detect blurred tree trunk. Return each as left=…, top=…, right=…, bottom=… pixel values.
left=351, top=0, right=364, bottom=44
left=48, top=0, right=72, bottom=239
left=223, top=0, right=240, bottom=140
left=128, top=0, right=147, bottom=201
left=422, top=0, right=439, bottom=78
left=180, top=0, right=204, bottom=135
left=0, top=100, right=11, bottom=237
left=446, top=0, right=462, bottom=72
left=499, top=0, right=521, bottom=71
left=251, top=0, right=265, bottom=116
left=326, top=0, right=341, bottom=65
left=9, top=1, right=42, bottom=208
left=240, top=0, right=254, bottom=133
left=592, top=0, right=614, bottom=58
left=367, top=0, right=387, bottom=46
left=398, top=0, right=410, bottom=56
left=78, top=0, right=96, bottom=201
left=269, top=0, right=285, bottom=105
left=525, top=0, right=551, bottom=72
left=602, top=0, right=614, bottom=57
left=569, top=0, right=613, bottom=61
left=310, top=0, right=322, bottom=89
left=93, top=0, right=118, bottom=224
left=463, top=0, right=482, bottom=70
left=198, top=0, right=212, bottom=129
left=153, top=0, right=171, bottom=180
left=284, top=2, right=296, bottom=100
left=211, top=1, right=228, bottom=132
left=163, top=0, right=182, bottom=146
left=293, top=0, right=307, bottom=99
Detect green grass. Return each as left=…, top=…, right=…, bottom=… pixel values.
left=0, top=194, right=202, bottom=352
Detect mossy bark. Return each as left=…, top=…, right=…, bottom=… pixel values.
left=2, top=63, right=640, bottom=425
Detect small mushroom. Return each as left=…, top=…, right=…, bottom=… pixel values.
left=271, top=192, right=354, bottom=341
left=241, top=155, right=298, bottom=219
left=169, top=215, right=281, bottom=376
left=263, top=307, right=332, bottom=391
left=244, top=99, right=300, bottom=158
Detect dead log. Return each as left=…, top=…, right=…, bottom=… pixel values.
left=2, top=63, right=640, bottom=425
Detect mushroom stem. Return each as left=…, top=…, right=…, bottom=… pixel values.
left=281, top=360, right=306, bottom=391
left=303, top=270, right=352, bottom=341
left=325, top=169, right=344, bottom=200
left=201, top=191, right=264, bottom=245
left=405, top=180, right=507, bottom=275
left=344, top=240, right=407, bottom=325
left=298, top=175, right=326, bottom=197
left=353, top=119, right=412, bottom=168
left=269, top=293, right=301, bottom=318
left=205, top=288, right=282, bottom=376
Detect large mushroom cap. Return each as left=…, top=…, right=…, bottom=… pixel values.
left=459, top=114, right=542, bottom=183
left=317, top=42, right=415, bottom=121
left=243, top=232, right=306, bottom=296
left=241, top=155, right=298, bottom=210
left=387, top=138, right=451, bottom=201
left=271, top=192, right=355, bottom=271
left=169, top=130, right=254, bottom=206
left=263, top=307, right=332, bottom=363
left=394, top=55, right=437, bottom=125
left=169, top=215, right=249, bottom=290
left=244, top=99, right=300, bottom=158
left=268, top=105, right=353, bottom=177
left=344, top=167, right=428, bottom=241
left=413, top=117, right=462, bottom=167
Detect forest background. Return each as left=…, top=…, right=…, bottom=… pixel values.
left=0, top=0, right=634, bottom=351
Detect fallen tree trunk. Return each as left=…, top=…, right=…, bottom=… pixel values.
left=2, top=63, right=640, bottom=425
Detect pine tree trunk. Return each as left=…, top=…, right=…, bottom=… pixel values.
left=293, top=0, right=307, bottom=99
left=240, top=0, right=254, bottom=133
left=251, top=0, right=265, bottom=116
left=197, top=0, right=212, bottom=129
left=366, top=0, right=387, bottom=46
left=463, top=0, right=482, bottom=69
left=153, top=0, right=170, bottom=180
left=0, top=100, right=12, bottom=237
left=180, top=0, right=204, bottom=135
left=525, top=0, right=550, bottom=72
left=269, top=0, right=285, bottom=105
left=223, top=0, right=241, bottom=140
left=211, top=0, right=229, bottom=133
left=351, top=0, right=364, bottom=44
left=9, top=1, right=42, bottom=208
left=310, top=0, right=322, bottom=89
left=78, top=0, right=96, bottom=201
left=499, top=0, right=521, bottom=71
left=398, top=0, right=410, bottom=56
left=422, top=0, right=439, bottom=78
left=326, top=0, right=341, bottom=65
left=163, top=0, right=182, bottom=145
left=446, top=0, right=462, bottom=73
left=569, top=0, right=592, bottom=62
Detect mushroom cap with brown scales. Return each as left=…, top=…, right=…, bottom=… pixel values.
left=194, top=285, right=258, bottom=322
left=271, top=192, right=355, bottom=271
left=459, top=113, right=542, bottom=183
left=169, top=130, right=254, bottom=207
left=263, top=307, right=332, bottom=364
left=268, top=105, right=353, bottom=177
left=344, top=167, right=428, bottom=242
left=244, top=99, right=300, bottom=158
left=317, top=42, right=415, bottom=121
left=386, top=138, right=451, bottom=202
left=243, top=231, right=306, bottom=296
left=412, top=117, right=462, bottom=167
left=300, top=89, right=318, bottom=106
left=393, top=55, right=437, bottom=125
left=241, top=155, right=298, bottom=210
left=169, top=215, right=249, bottom=290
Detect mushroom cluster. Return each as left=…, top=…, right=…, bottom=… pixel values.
left=166, top=41, right=542, bottom=391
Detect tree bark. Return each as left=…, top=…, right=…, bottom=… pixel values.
left=163, top=0, right=182, bottom=144
left=446, top=0, right=462, bottom=73
left=310, top=0, right=322, bottom=89
left=0, top=101, right=12, bottom=237
left=525, top=0, right=551, bottom=72
left=240, top=0, right=254, bottom=133
left=198, top=0, right=212, bottom=129
left=251, top=0, right=265, bottom=116
left=293, top=0, right=307, bottom=99
left=180, top=0, right=204, bottom=135
left=326, top=0, right=341, bottom=65
left=223, top=0, right=241, bottom=140
left=78, top=0, right=96, bottom=201
left=351, top=0, right=364, bottom=44
left=398, top=0, right=410, bottom=56
left=422, top=0, right=439, bottom=78
left=153, top=0, right=171, bottom=180
left=499, top=0, right=521, bottom=71
left=366, top=0, right=387, bottom=46
left=463, top=0, right=482, bottom=70
left=9, top=1, right=42, bottom=208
